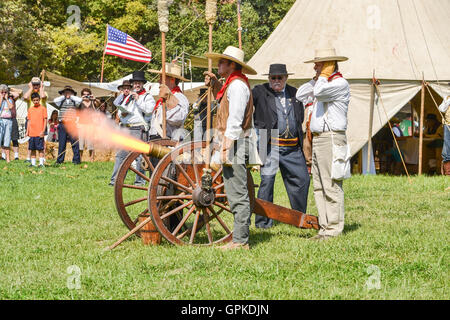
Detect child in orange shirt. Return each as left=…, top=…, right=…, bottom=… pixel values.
left=26, top=92, right=47, bottom=167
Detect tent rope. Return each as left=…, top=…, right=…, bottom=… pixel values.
left=411, top=0, right=445, bottom=96
left=374, top=81, right=412, bottom=183
left=424, top=82, right=450, bottom=130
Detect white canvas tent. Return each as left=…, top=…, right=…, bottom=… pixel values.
left=247, top=0, right=450, bottom=157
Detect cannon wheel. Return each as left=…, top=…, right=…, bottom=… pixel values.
left=148, top=141, right=255, bottom=246
left=114, top=139, right=177, bottom=233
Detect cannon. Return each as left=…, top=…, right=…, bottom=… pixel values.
left=112, top=139, right=319, bottom=247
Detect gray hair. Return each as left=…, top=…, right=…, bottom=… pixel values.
left=0, top=84, right=9, bottom=92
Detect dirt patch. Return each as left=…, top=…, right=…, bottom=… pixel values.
left=9, top=142, right=115, bottom=162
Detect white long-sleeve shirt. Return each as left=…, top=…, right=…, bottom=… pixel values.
left=225, top=79, right=251, bottom=140
left=296, top=74, right=350, bottom=133
left=439, top=96, right=450, bottom=125
left=149, top=92, right=189, bottom=138
left=117, top=92, right=155, bottom=126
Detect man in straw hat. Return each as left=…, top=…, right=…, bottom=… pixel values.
left=148, top=62, right=190, bottom=141
left=109, top=73, right=154, bottom=186
left=252, top=64, right=310, bottom=229
left=296, top=48, right=351, bottom=241
left=204, top=45, right=260, bottom=250
left=53, top=85, right=82, bottom=165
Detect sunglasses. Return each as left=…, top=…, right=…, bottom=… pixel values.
left=270, top=76, right=284, bottom=80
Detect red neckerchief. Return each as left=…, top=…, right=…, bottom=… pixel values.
left=154, top=86, right=182, bottom=112
left=328, top=72, right=343, bottom=82
left=216, top=71, right=250, bottom=101
left=137, top=89, right=147, bottom=96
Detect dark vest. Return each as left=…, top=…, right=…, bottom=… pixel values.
left=252, top=83, right=304, bottom=146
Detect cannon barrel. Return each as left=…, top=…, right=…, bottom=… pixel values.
left=147, top=142, right=173, bottom=159
left=147, top=141, right=222, bottom=171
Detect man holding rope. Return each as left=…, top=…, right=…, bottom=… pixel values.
left=296, top=48, right=351, bottom=241
left=204, top=46, right=260, bottom=250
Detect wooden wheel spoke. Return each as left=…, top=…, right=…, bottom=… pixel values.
left=189, top=210, right=201, bottom=244
left=128, top=165, right=150, bottom=182
left=123, top=184, right=148, bottom=191
left=142, top=154, right=155, bottom=172
left=160, top=175, right=193, bottom=194
left=175, top=163, right=196, bottom=188
left=202, top=208, right=213, bottom=244
left=157, top=194, right=193, bottom=201
left=213, top=182, right=224, bottom=191
left=214, top=201, right=232, bottom=213
left=172, top=205, right=196, bottom=237
left=215, top=194, right=227, bottom=198
left=207, top=207, right=231, bottom=234
left=212, top=166, right=223, bottom=183
left=160, top=193, right=185, bottom=212
left=160, top=200, right=193, bottom=220
left=193, top=163, right=200, bottom=186
left=124, top=197, right=147, bottom=207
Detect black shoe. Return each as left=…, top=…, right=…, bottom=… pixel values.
left=14, top=158, right=19, bottom=161
left=108, top=182, right=115, bottom=186
left=28, top=164, right=36, bottom=168
left=38, top=164, right=45, bottom=168
left=24, top=159, right=31, bottom=163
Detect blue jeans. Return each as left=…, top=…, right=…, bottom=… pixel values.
left=57, top=122, right=81, bottom=164
left=0, top=118, right=12, bottom=148
left=443, top=125, right=450, bottom=162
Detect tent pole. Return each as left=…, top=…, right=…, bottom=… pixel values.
left=418, top=73, right=425, bottom=175
left=367, top=72, right=376, bottom=175
left=161, top=31, right=167, bottom=139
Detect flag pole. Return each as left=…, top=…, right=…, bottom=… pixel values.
left=158, top=1, right=169, bottom=139
left=100, top=25, right=108, bottom=83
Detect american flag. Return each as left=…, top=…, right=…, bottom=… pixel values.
left=104, top=25, right=152, bottom=63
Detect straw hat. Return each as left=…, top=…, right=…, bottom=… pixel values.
left=148, top=63, right=189, bottom=82
left=31, top=77, right=41, bottom=85
left=205, top=46, right=257, bottom=75
left=58, top=85, right=77, bottom=96
left=304, top=48, right=349, bottom=64
left=117, top=80, right=132, bottom=91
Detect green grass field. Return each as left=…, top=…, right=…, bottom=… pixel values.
left=0, top=160, right=448, bottom=300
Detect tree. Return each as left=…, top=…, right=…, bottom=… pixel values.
left=0, top=0, right=296, bottom=84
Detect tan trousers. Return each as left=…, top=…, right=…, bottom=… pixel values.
left=312, top=131, right=346, bottom=237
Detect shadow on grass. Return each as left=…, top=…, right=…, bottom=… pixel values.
left=343, top=223, right=361, bottom=234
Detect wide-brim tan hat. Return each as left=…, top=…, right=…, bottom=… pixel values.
left=205, top=46, right=257, bottom=75
left=149, top=63, right=189, bottom=82
left=304, top=48, right=349, bottom=64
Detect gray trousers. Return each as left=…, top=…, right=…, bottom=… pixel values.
left=110, top=127, right=145, bottom=184
left=222, top=138, right=252, bottom=244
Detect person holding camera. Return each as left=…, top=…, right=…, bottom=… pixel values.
left=79, top=88, right=99, bottom=162
left=109, top=73, right=154, bottom=186
left=53, top=86, right=82, bottom=165
left=0, top=84, right=16, bottom=163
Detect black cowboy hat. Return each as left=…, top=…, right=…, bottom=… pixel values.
left=262, top=64, right=294, bottom=76
left=129, top=70, right=147, bottom=84
left=118, top=80, right=132, bottom=90
left=58, top=85, right=77, bottom=96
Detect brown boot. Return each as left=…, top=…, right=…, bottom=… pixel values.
left=444, top=162, right=450, bottom=176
